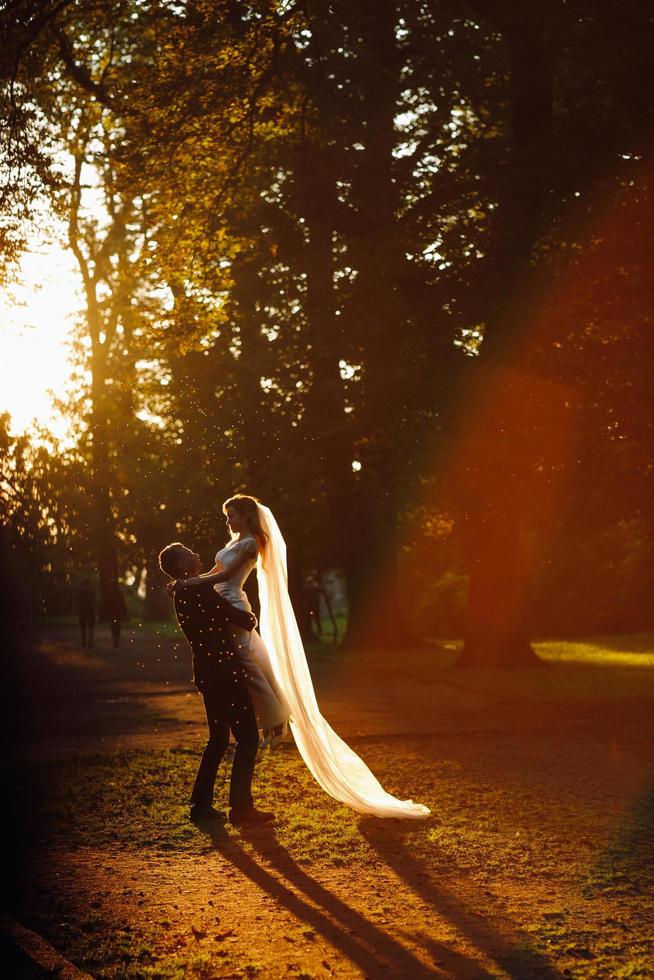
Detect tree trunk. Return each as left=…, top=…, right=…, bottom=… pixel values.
left=339, top=0, right=415, bottom=647
left=457, top=510, right=541, bottom=668
left=89, top=348, right=119, bottom=618
left=68, top=149, right=122, bottom=621
left=455, top=6, right=554, bottom=667
left=295, top=147, right=356, bottom=563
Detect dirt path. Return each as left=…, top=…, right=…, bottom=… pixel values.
left=4, top=622, right=654, bottom=978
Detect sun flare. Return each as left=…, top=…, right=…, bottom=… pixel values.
left=1, top=241, right=79, bottom=442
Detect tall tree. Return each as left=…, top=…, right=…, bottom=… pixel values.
left=452, top=0, right=654, bottom=665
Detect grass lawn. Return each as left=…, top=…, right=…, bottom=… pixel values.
left=6, top=627, right=654, bottom=979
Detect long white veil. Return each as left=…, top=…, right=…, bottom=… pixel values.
left=256, top=503, right=430, bottom=819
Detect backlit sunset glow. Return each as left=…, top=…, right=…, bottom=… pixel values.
left=2, top=4, right=653, bottom=978
left=1, top=240, right=78, bottom=441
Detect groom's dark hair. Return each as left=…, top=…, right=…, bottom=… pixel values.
left=158, top=542, right=186, bottom=578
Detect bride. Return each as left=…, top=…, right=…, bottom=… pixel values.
left=177, top=493, right=430, bottom=820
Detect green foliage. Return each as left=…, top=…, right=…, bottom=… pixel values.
left=2, top=1, right=654, bottom=641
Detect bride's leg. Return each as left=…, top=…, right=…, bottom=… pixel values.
left=229, top=625, right=288, bottom=729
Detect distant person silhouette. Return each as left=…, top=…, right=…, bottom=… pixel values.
left=305, top=576, right=323, bottom=638
left=74, top=578, right=96, bottom=649
left=104, top=584, right=128, bottom=648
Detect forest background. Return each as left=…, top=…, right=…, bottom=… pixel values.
left=2, top=0, right=653, bottom=667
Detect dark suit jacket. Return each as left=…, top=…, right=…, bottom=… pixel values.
left=173, top=581, right=256, bottom=693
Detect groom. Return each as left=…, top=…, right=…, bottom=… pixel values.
left=158, top=542, right=273, bottom=825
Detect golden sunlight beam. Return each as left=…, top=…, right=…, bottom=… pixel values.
left=1, top=240, right=79, bottom=441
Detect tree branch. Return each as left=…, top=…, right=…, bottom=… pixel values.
left=56, top=27, right=117, bottom=109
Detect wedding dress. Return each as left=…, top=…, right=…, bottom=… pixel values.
left=255, top=503, right=430, bottom=820
left=213, top=537, right=290, bottom=730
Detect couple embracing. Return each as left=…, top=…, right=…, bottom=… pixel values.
left=159, top=494, right=429, bottom=826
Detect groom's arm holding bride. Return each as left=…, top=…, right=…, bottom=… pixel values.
left=172, top=577, right=256, bottom=633
left=207, top=587, right=256, bottom=633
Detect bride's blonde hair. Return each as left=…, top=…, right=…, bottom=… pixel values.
left=222, top=493, right=269, bottom=556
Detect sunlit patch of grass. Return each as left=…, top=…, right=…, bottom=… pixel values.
left=536, top=634, right=654, bottom=669
left=614, top=957, right=654, bottom=979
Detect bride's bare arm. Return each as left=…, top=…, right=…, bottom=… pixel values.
left=198, top=564, right=222, bottom=578
left=178, top=546, right=255, bottom=588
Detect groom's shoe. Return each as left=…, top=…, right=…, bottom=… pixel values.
left=189, top=804, right=225, bottom=823
left=229, top=806, right=275, bottom=826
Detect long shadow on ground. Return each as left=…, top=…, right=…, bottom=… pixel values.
left=583, top=778, right=654, bottom=901
left=196, top=821, right=492, bottom=978
left=359, top=819, right=562, bottom=980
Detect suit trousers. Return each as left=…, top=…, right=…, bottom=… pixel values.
left=191, top=683, right=259, bottom=811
